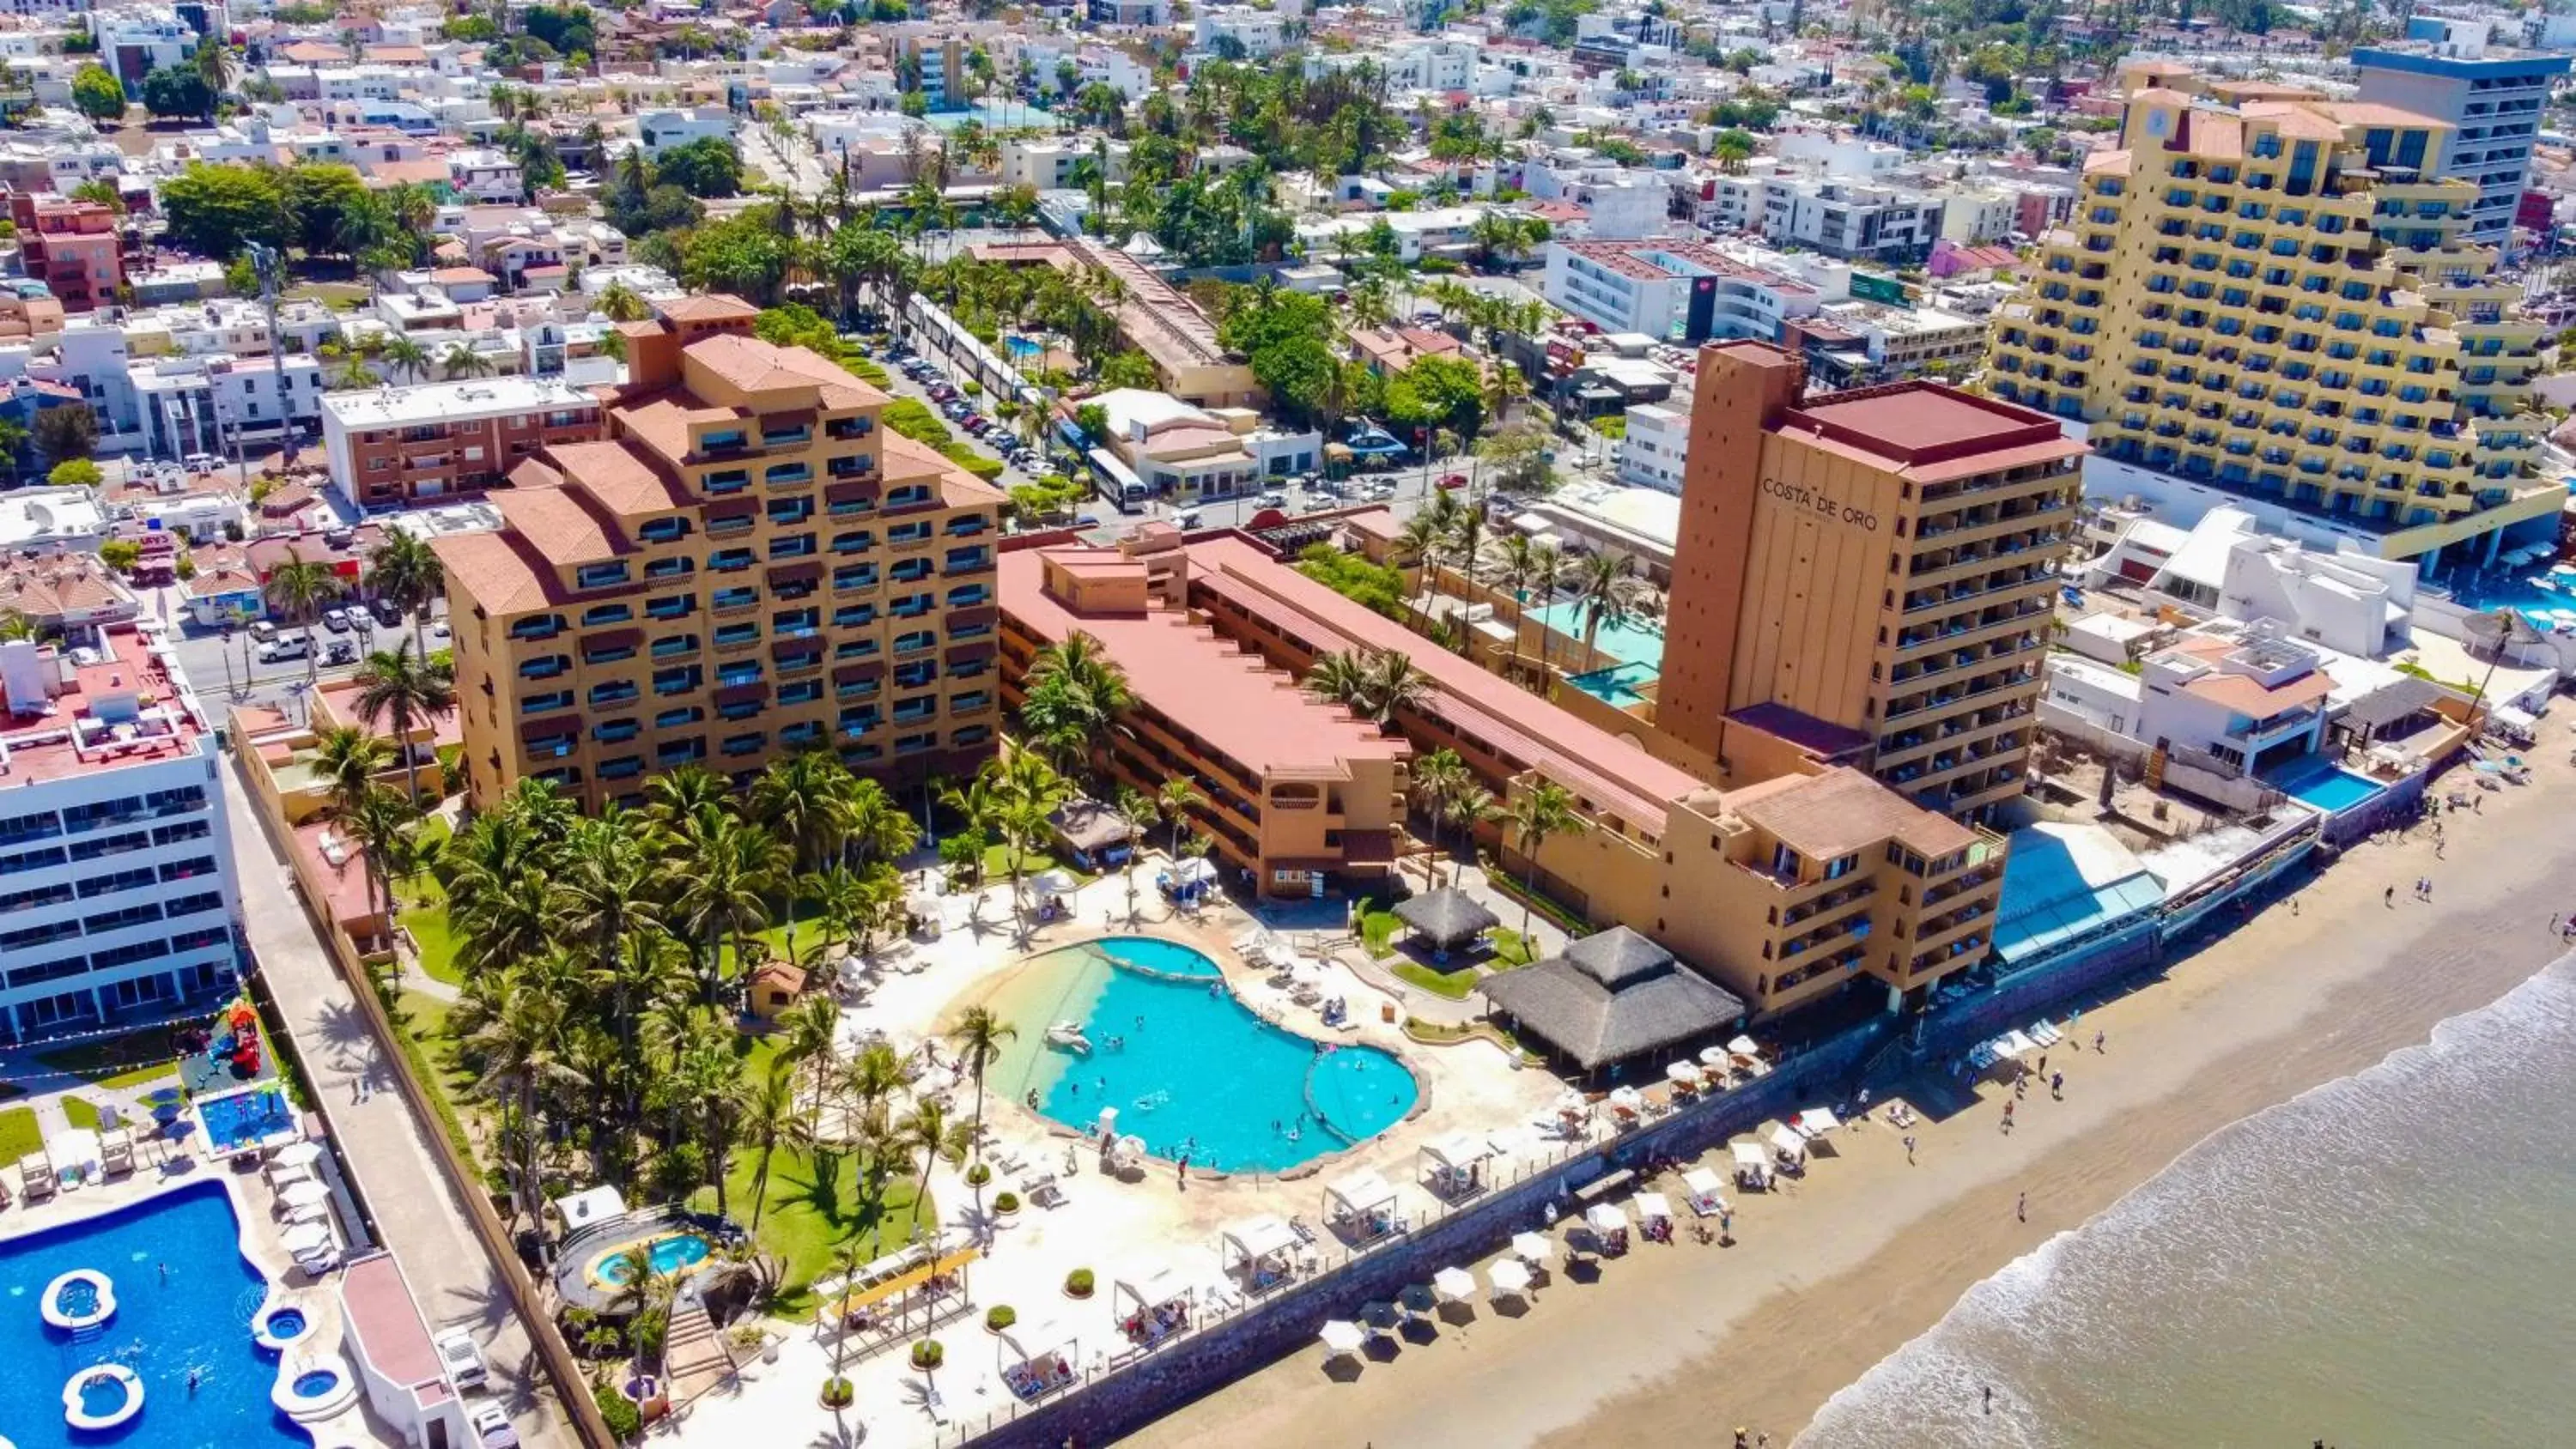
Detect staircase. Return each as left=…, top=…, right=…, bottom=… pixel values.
left=661, top=1301, right=733, bottom=1405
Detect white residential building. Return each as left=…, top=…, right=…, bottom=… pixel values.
left=1540, top=239, right=1822, bottom=343
left=0, top=626, right=241, bottom=1040
left=634, top=106, right=734, bottom=157
left=1194, top=5, right=1288, bottom=57
left=1615, top=401, right=1690, bottom=494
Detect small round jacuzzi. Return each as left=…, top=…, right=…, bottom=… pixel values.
left=41, top=1270, right=116, bottom=1332
left=271, top=1354, right=359, bottom=1422
left=63, top=1363, right=143, bottom=1431
left=254, top=1303, right=314, bottom=1353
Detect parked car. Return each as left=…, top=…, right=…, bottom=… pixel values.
left=1255, top=490, right=1287, bottom=508
left=319, top=608, right=354, bottom=634
left=247, top=620, right=278, bottom=643
left=434, top=1328, right=489, bottom=1391
left=324, top=639, right=356, bottom=666
left=257, top=635, right=311, bottom=664
left=468, top=1402, right=519, bottom=1448
left=368, top=597, right=404, bottom=627
left=428, top=621, right=452, bottom=644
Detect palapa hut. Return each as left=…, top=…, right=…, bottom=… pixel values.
left=1480, top=926, right=1745, bottom=1078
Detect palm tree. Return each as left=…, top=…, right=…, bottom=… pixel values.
left=945, top=1005, right=1018, bottom=1163
left=462, top=970, right=587, bottom=1224
left=311, top=724, right=391, bottom=820
left=840, top=1040, right=905, bottom=1125
left=1565, top=552, right=1646, bottom=674
left=1018, top=631, right=1133, bottom=780
left=1441, top=784, right=1498, bottom=888
left=353, top=640, right=454, bottom=803
left=1154, top=776, right=1201, bottom=864
left=810, top=863, right=892, bottom=964
left=1407, top=747, right=1472, bottom=883
left=440, top=341, right=496, bottom=379
left=1115, top=786, right=1154, bottom=919
left=777, top=991, right=842, bottom=1128
left=339, top=784, right=420, bottom=939
left=193, top=40, right=239, bottom=123
left=1498, top=781, right=1584, bottom=943
left=668, top=814, right=781, bottom=998
left=1487, top=534, right=1564, bottom=688
left=262, top=547, right=344, bottom=685
left=365, top=529, right=445, bottom=662
left=378, top=334, right=433, bottom=383
left=896, top=1098, right=969, bottom=1233
left=596, top=280, right=651, bottom=323
left=1303, top=649, right=1425, bottom=731
left=739, top=1063, right=806, bottom=1233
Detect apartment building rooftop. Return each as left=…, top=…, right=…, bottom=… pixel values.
left=1721, top=765, right=1979, bottom=862
left=1001, top=548, right=1408, bottom=778
left=1558, top=239, right=1820, bottom=294
left=319, top=373, right=602, bottom=429
left=0, top=625, right=204, bottom=786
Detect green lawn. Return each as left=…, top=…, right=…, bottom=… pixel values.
left=980, top=843, right=1065, bottom=885
left=35, top=1026, right=184, bottom=1089
left=1390, top=959, right=1479, bottom=999
left=62, top=1097, right=105, bottom=1131
left=1490, top=929, right=1536, bottom=967
left=389, top=990, right=485, bottom=1181
left=0, top=1105, right=39, bottom=1161
left=399, top=901, right=465, bottom=986
left=691, top=1142, right=931, bottom=1319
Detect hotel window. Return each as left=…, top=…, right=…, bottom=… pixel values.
left=832, top=603, right=876, bottom=628
left=519, top=654, right=570, bottom=679
left=829, top=494, right=875, bottom=517
left=949, top=657, right=988, bottom=680
left=826, top=415, right=873, bottom=440
left=721, top=731, right=768, bottom=756
left=887, top=520, right=933, bottom=545
left=945, top=583, right=989, bottom=608
left=833, top=530, right=875, bottom=554
left=592, top=718, right=641, bottom=743
left=656, top=738, right=706, bottom=766
left=827, top=454, right=872, bottom=477
left=945, top=515, right=987, bottom=537
left=703, top=468, right=750, bottom=494
left=890, top=558, right=933, bottom=585
left=891, top=696, right=937, bottom=724
left=717, top=661, right=763, bottom=688
left=587, top=680, right=639, bottom=706
left=524, top=690, right=574, bottom=712
left=583, top=639, right=636, bottom=666
left=837, top=677, right=880, bottom=703
left=890, top=591, right=934, bottom=618
left=780, top=721, right=823, bottom=747
left=840, top=707, right=880, bottom=735
left=652, top=633, right=698, bottom=658
left=701, top=428, right=747, bottom=452
left=639, top=517, right=690, bottom=544
left=765, top=479, right=812, bottom=510
left=598, top=756, right=645, bottom=780
left=834, top=638, right=879, bottom=661
left=780, top=679, right=823, bottom=705
left=952, top=690, right=990, bottom=714
left=760, top=421, right=811, bottom=447
left=887, top=484, right=933, bottom=511
left=581, top=603, right=633, bottom=626
left=652, top=665, right=702, bottom=695
left=646, top=593, right=694, bottom=620
left=945, top=546, right=990, bottom=573
left=654, top=706, right=703, bottom=729
left=718, top=698, right=762, bottom=721
left=646, top=556, right=693, bottom=579
left=893, top=731, right=938, bottom=755
left=574, top=561, right=629, bottom=590
left=714, top=621, right=760, bottom=646
left=769, top=533, right=817, bottom=560
left=893, top=630, right=935, bottom=656
left=709, top=548, right=755, bottom=572
left=712, top=586, right=756, bottom=611
left=893, top=659, right=938, bottom=689
left=774, top=608, right=821, bottom=639
left=834, top=563, right=878, bottom=591
left=511, top=615, right=564, bottom=640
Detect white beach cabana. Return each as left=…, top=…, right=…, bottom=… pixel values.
left=1487, top=1257, right=1534, bottom=1300
left=1318, top=1319, right=1367, bottom=1361
left=1217, top=1215, right=1304, bottom=1292
left=1431, top=1266, right=1477, bottom=1303
left=271, top=1140, right=324, bottom=1169
left=1113, top=1263, right=1194, bottom=1343
left=47, top=1129, right=101, bottom=1186
left=1417, top=1132, right=1492, bottom=1200
left=1729, top=1140, right=1771, bottom=1189
left=1681, top=1167, right=1727, bottom=1216
left=1029, top=869, right=1080, bottom=902
left=998, top=1315, right=1080, bottom=1399
left=1767, top=1124, right=1808, bottom=1162
left=1322, top=1168, right=1400, bottom=1243
left=1634, top=1192, right=1672, bottom=1226
left=276, top=1179, right=331, bottom=1210
left=1793, top=1107, right=1840, bottom=1138
left=1510, top=1230, right=1556, bottom=1265
left=1582, top=1201, right=1630, bottom=1253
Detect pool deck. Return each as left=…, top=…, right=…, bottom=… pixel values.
left=661, top=865, right=1564, bottom=1449
left=0, top=1155, right=394, bottom=1447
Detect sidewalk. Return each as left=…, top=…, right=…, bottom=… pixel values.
left=222, top=764, right=568, bottom=1448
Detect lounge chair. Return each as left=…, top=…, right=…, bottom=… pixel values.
left=1023, top=1176, right=1066, bottom=1209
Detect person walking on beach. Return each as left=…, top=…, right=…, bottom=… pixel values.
left=1983, top=1385, right=1994, bottom=1416
left=1176, top=1151, right=1190, bottom=1188
left=2050, top=1070, right=2065, bottom=1100
left=2016, top=1191, right=2026, bottom=1223
left=2093, top=1029, right=2106, bottom=1053
left=1904, top=1134, right=1917, bottom=1164
left=2385, top=885, right=2396, bottom=907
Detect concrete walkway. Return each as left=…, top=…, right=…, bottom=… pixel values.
left=222, top=763, right=568, bottom=1449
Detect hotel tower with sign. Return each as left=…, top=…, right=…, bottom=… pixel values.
left=1658, top=340, right=2087, bottom=827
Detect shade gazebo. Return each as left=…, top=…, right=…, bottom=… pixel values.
left=1113, top=1264, right=1195, bottom=1344
left=1322, top=1168, right=1401, bottom=1244
left=1417, top=1132, right=1492, bottom=1201
left=998, top=1314, right=1080, bottom=1400
left=1393, top=887, right=1501, bottom=960
left=1216, top=1215, right=1305, bottom=1293
left=1480, top=927, right=1747, bottom=1077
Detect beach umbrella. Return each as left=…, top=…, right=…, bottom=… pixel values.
left=1583, top=1203, right=1627, bottom=1235
left=281, top=1222, right=332, bottom=1254
left=1727, top=1035, right=1760, bottom=1058
left=1698, top=1045, right=1732, bottom=1068
left=1318, top=1320, right=1365, bottom=1357
left=277, top=1179, right=330, bottom=1208
left=1510, top=1231, right=1556, bottom=1264
left=1432, top=1267, right=1477, bottom=1303
left=1665, top=1061, right=1703, bottom=1088
left=1487, top=1258, right=1533, bottom=1297
left=272, top=1140, right=322, bottom=1168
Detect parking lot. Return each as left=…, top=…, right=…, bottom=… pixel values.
left=148, top=583, right=448, bottom=720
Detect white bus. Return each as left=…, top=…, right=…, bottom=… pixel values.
left=1088, top=446, right=1150, bottom=512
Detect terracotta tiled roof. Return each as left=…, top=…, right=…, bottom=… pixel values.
left=1724, top=766, right=1974, bottom=860
left=682, top=331, right=888, bottom=410
left=431, top=529, right=554, bottom=615
left=0, top=555, right=130, bottom=621
left=548, top=439, right=690, bottom=517
left=491, top=488, right=618, bottom=567
left=659, top=294, right=761, bottom=324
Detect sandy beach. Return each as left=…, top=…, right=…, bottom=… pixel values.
left=1126, top=747, right=2576, bottom=1449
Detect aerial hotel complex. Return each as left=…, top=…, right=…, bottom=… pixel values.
left=1001, top=522, right=2006, bottom=1016
left=436, top=295, right=1006, bottom=809
left=1984, top=64, right=2562, bottom=567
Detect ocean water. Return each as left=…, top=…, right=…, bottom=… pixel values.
left=1799, top=958, right=2576, bottom=1449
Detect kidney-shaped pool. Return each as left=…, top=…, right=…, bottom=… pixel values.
left=977, top=937, right=1418, bottom=1173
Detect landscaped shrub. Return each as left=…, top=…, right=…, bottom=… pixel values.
left=593, top=1381, right=641, bottom=1441
left=985, top=1305, right=1016, bottom=1331
left=993, top=1190, right=1021, bottom=1213
left=1065, top=1268, right=1094, bottom=1297
left=910, top=1339, right=945, bottom=1371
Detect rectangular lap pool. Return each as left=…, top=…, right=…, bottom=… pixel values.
left=2266, top=755, right=2386, bottom=814
left=199, top=1087, right=295, bottom=1154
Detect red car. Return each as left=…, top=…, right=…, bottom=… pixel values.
left=1437, top=473, right=1468, bottom=488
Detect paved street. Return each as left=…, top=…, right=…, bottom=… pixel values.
left=222, top=764, right=568, bottom=1449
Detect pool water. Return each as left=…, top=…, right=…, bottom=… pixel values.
left=57, top=1279, right=100, bottom=1317
left=596, top=1233, right=712, bottom=1286
left=1567, top=660, right=1658, bottom=708
left=1527, top=601, right=1668, bottom=670
left=200, top=1088, right=295, bottom=1153
left=981, top=937, right=1419, bottom=1173
left=290, top=1369, right=339, bottom=1397
left=76, top=1370, right=130, bottom=1416
left=1002, top=335, right=1043, bottom=359
left=262, top=1308, right=306, bottom=1341
left=0, top=1179, right=306, bottom=1449
left=2266, top=754, right=2386, bottom=813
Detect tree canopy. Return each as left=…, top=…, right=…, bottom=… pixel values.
left=70, top=64, right=124, bottom=121
left=653, top=137, right=744, bottom=199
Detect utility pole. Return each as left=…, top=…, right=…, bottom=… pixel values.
left=246, top=240, right=295, bottom=466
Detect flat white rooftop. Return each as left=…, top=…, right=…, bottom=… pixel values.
left=321, top=375, right=598, bottom=430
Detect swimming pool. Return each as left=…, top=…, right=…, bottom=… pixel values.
left=199, top=1087, right=295, bottom=1154
left=1527, top=601, right=1668, bottom=670
left=2266, top=754, right=2387, bottom=814
left=592, top=1232, right=713, bottom=1288
left=1566, top=661, right=1658, bottom=709
left=981, top=937, right=1419, bottom=1173
left=0, top=1179, right=307, bottom=1449
left=1002, top=335, right=1043, bottom=360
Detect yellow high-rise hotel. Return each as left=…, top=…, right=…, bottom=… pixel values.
left=1986, top=69, right=2564, bottom=567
